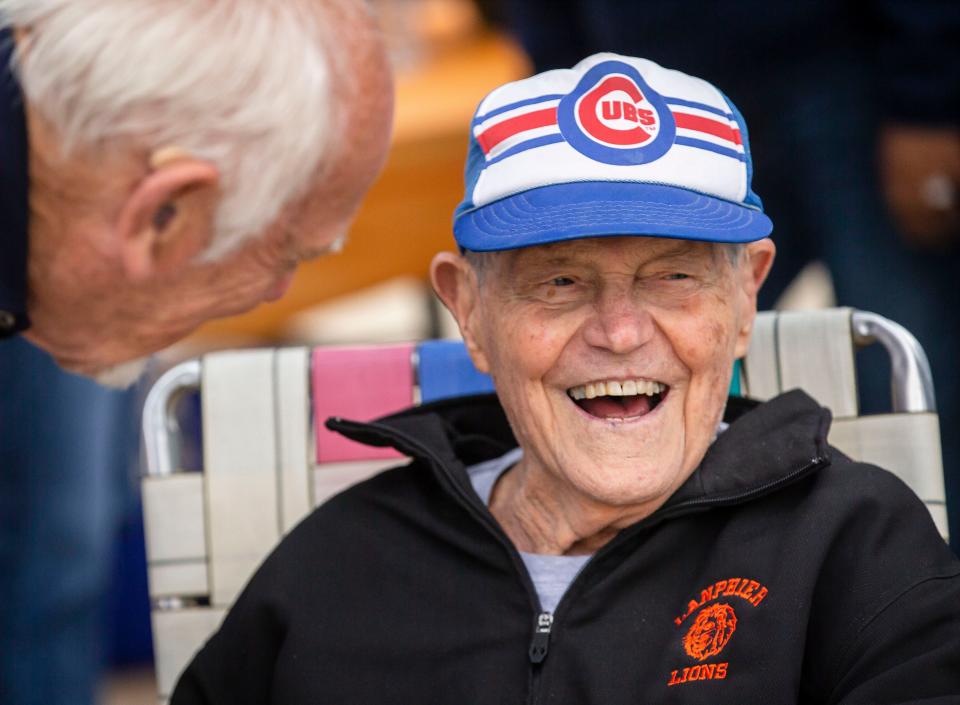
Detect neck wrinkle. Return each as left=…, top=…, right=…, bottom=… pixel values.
left=489, top=456, right=639, bottom=556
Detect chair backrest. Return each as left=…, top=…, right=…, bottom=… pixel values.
left=140, top=308, right=945, bottom=701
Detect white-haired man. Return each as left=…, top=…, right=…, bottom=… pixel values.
left=0, top=4, right=390, bottom=705
left=0, top=0, right=393, bottom=383
left=172, top=55, right=960, bottom=703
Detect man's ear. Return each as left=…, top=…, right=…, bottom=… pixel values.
left=430, top=251, right=490, bottom=374
left=733, top=238, right=776, bottom=358
left=115, top=148, right=220, bottom=281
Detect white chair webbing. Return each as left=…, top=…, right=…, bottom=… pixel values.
left=202, top=350, right=282, bottom=608
left=143, top=473, right=207, bottom=599
left=276, top=347, right=313, bottom=533
left=743, top=311, right=780, bottom=401
left=744, top=309, right=859, bottom=419
left=776, top=308, right=859, bottom=419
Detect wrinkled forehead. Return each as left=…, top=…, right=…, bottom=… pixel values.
left=478, top=236, right=735, bottom=277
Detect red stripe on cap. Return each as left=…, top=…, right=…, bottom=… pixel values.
left=673, top=112, right=742, bottom=145
left=477, top=107, right=558, bottom=154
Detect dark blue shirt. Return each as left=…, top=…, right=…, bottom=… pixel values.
left=0, top=26, right=29, bottom=336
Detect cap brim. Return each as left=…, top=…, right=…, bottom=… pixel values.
left=454, top=181, right=773, bottom=251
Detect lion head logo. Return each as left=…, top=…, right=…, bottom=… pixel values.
left=683, top=603, right=737, bottom=661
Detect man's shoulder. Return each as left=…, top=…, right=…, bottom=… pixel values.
left=792, top=455, right=960, bottom=694
left=729, top=447, right=956, bottom=584
left=781, top=451, right=958, bottom=587
left=808, top=449, right=939, bottom=522
left=256, top=458, right=453, bottom=579
left=285, top=460, right=432, bottom=544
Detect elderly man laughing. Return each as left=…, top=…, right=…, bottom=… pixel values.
left=172, top=55, right=960, bottom=704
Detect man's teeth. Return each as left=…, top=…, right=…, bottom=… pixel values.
left=568, top=379, right=665, bottom=400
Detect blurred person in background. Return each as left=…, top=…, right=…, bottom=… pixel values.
left=0, top=1, right=393, bottom=703
left=0, top=342, right=139, bottom=705
left=496, top=0, right=960, bottom=547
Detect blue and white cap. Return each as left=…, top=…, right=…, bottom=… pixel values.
left=454, top=53, right=773, bottom=251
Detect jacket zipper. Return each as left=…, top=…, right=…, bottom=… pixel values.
left=527, top=611, right=553, bottom=705
left=529, top=611, right=553, bottom=663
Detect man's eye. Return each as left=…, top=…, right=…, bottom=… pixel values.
left=663, top=273, right=691, bottom=281
left=550, top=277, right=576, bottom=286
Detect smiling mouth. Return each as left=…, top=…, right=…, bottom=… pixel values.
left=567, top=378, right=668, bottom=420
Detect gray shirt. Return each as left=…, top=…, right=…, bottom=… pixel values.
left=467, top=448, right=590, bottom=614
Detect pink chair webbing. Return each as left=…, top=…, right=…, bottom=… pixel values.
left=312, top=344, right=415, bottom=463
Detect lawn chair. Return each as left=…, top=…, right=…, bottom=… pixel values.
left=140, top=308, right=945, bottom=702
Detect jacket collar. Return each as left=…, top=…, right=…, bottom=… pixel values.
left=0, top=26, right=30, bottom=337
left=328, top=388, right=833, bottom=510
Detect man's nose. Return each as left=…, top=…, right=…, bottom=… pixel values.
left=581, top=287, right=655, bottom=354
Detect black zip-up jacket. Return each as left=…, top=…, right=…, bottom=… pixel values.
left=172, top=390, right=960, bottom=704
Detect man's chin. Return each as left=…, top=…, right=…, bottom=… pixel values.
left=91, top=357, right=150, bottom=389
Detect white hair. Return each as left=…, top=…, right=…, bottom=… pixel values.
left=0, top=0, right=355, bottom=259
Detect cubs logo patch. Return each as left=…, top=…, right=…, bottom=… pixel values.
left=557, top=60, right=676, bottom=166
left=667, top=576, right=769, bottom=687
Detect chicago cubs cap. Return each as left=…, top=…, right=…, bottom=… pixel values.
left=453, top=53, right=773, bottom=251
